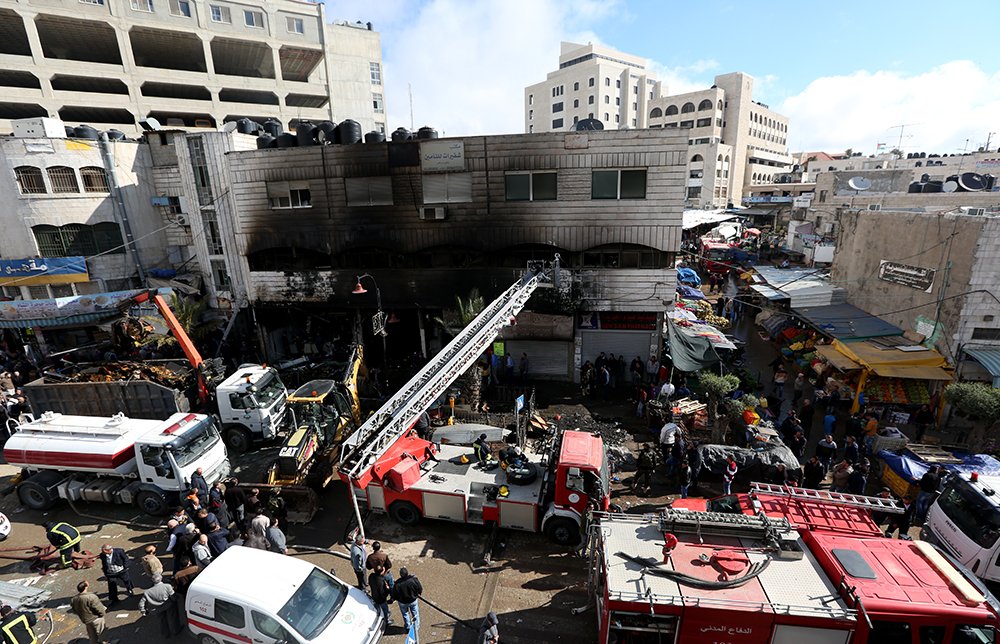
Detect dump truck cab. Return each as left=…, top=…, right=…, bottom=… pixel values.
left=215, top=365, right=288, bottom=453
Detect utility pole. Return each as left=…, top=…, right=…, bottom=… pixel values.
left=408, top=83, right=414, bottom=130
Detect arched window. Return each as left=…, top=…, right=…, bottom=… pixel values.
left=14, top=166, right=46, bottom=194
left=691, top=154, right=704, bottom=162
left=698, top=99, right=713, bottom=110
left=681, top=102, right=695, bottom=113
left=665, top=105, right=679, bottom=116
left=717, top=154, right=723, bottom=161
left=717, top=100, right=723, bottom=110
left=47, top=166, right=79, bottom=193
left=80, top=166, right=109, bottom=193
left=724, top=155, right=730, bottom=163
left=649, top=107, right=663, bottom=118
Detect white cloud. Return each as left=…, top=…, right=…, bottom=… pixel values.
left=329, top=0, right=708, bottom=136
left=781, top=61, right=1000, bottom=155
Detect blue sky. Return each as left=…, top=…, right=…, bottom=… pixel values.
left=327, top=0, right=1000, bottom=153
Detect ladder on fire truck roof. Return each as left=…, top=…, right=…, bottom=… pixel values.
left=750, top=482, right=905, bottom=514
left=657, top=507, right=795, bottom=542
left=339, top=266, right=547, bottom=482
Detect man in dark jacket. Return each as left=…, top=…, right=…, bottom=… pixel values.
left=391, top=567, right=423, bottom=642
left=847, top=463, right=867, bottom=495
left=193, top=508, right=218, bottom=535
left=99, top=544, right=133, bottom=604
left=205, top=523, right=229, bottom=558
left=224, top=479, right=247, bottom=526
left=686, top=442, right=702, bottom=490
left=190, top=468, right=209, bottom=505
left=368, top=565, right=392, bottom=627
left=789, top=430, right=807, bottom=460
left=803, top=456, right=825, bottom=489
left=843, top=435, right=860, bottom=465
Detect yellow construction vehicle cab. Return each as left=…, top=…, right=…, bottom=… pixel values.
left=265, top=345, right=365, bottom=489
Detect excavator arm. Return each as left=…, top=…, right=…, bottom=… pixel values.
left=340, top=344, right=366, bottom=427
left=131, top=290, right=209, bottom=403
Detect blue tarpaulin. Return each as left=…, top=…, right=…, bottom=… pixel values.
left=676, top=284, right=706, bottom=300
left=877, top=450, right=1000, bottom=484
left=676, top=267, right=701, bottom=287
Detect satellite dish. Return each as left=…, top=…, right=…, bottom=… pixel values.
left=848, top=176, right=872, bottom=191
left=222, top=121, right=238, bottom=134
left=943, top=181, right=958, bottom=193
left=959, top=172, right=986, bottom=192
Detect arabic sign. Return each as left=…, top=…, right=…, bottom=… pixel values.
left=578, top=312, right=658, bottom=330
left=682, top=609, right=770, bottom=643
left=742, top=195, right=794, bottom=204
left=420, top=140, right=465, bottom=172
left=0, top=257, right=88, bottom=286
left=0, top=289, right=145, bottom=323
left=792, top=195, right=813, bottom=208
left=879, top=260, right=936, bottom=293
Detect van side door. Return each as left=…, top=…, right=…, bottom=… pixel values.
left=187, top=595, right=250, bottom=644
left=251, top=610, right=300, bottom=644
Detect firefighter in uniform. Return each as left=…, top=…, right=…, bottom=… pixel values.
left=0, top=604, right=45, bottom=644
left=45, top=521, right=81, bottom=568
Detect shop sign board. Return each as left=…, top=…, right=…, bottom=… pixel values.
left=878, top=260, right=936, bottom=293
left=578, top=312, right=658, bottom=331
left=420, top=140, right=464, bottom=172
left=0, top=256, right=88, bottom=286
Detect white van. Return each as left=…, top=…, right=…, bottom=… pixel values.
left=185, top=546, right=384, bottom=644
left=922, top=472, right=1000, bottom=583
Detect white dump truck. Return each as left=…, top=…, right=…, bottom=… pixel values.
left=4, top=411, right=230, bottom=516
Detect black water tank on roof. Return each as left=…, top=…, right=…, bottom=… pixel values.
left=275, top=133, right=297, bottom=148
left=263, top=118, right=282, bottom=139
left=922, top=181, right=942, bottom=193
left=256, top=134, right=275, bottom=149
left=236, top=118, right=256, bottom=135
left=296, top=120, right=317, bottom=147
left=316, top=121, right=337, bottom=144
left=417, top=126, right=438, bottom=140
left=908, top=182, right=923, bottom=193
left=365, top=130, right=386, bottom=143
left=106, top=129, right=126, bottom=141
left=574, top=118, right=604, bottom=131
left=64, top=126, right=76, bottom=138
left=74, top=125, right=99, bottom=140
left=391, top=127, right=411, bottom=142
left=337, top=119, right=362, bottom=144
left=920, top=173, right=931, bottom=183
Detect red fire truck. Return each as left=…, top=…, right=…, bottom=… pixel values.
left=339, top=265, right=609, bottom=545
left=671, top=483, right=901, bottom=538
left=589, top=508, right=999, bottom=644
left=699, top=238, right=733, bottom=276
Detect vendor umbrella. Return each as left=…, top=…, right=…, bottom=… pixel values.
left=676, top=284, right=706, bottom=300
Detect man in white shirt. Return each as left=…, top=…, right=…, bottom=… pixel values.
left=658, top=381, right=675, bottom=402
left=659, top=422, right=680, bottom=475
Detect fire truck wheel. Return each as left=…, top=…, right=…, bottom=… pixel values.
left=137, top=490, right=169, bottom=516
left=223, top=426, right=252, bottom=454
left=544, top=517, right=581, bottom=546
left=17, top=480, right=55, bottom=511
left=389, top=501, right=421, bottom=526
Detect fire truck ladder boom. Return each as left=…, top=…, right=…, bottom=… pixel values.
left=658, top=507, right=794, bottom=541
left=750, top=482, right=905, bottom=514
left=340, top=269, right=544, bottom=482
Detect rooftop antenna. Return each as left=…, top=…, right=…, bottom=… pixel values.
left=887, top=122, right=919, bottom=170
left=408, top=83, right=414, bottom=131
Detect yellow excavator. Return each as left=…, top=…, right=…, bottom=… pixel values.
left=264, top=345, right=365, bottom=498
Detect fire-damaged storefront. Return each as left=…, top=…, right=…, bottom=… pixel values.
left=578, top=312, right=661, bottom=379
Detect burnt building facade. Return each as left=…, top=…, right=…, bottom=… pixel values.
left=150, top=129, right=685, bottom=379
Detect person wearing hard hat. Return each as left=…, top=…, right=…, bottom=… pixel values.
left=45, top=521, right=81, bottom=569
left=473, top=434, right=491, bottom=464
left=0, top=604, right=46, bottom=644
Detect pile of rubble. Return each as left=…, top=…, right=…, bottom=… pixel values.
left=42, top=360, right=192, bottom=388
left=537, top=404, right=634, bottom=448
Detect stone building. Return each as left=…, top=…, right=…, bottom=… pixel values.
left=149, top=128, right=687, bottom=377
left=0, top=0, right=385, bottom=135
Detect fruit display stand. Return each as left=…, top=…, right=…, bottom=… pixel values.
left=863, top=376, right=932, bottom=405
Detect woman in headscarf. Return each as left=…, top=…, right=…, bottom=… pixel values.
left=478, top=611, right=499, bottom=644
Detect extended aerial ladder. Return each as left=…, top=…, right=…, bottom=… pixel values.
left=338, top=264, right=550, bottom=536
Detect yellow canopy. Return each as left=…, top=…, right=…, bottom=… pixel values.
left=815, top=344, right=863, bottom=371
left=871, top=365, right=954, bottom=380
left=827, top=339, right=952, bottom=381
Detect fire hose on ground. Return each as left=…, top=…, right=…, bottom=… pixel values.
left=289, top=544, right=478, bottom=631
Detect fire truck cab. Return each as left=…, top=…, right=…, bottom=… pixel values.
left=699, top=239, right=733, bottom=275
left=805, top=531, right=1000, bottom=643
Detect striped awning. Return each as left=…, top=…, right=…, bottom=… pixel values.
left=0, top=311, right=120, bottom=329
left=964, top=347, right=1000, bottom=387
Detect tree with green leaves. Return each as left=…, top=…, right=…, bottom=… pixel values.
left=141, top=292, right=222, bottom=350
left=944, top=382, right=1000, bottom=453
left=433, top=289, right=486, bottom=409
left=698, top=372, right=740, bottom=443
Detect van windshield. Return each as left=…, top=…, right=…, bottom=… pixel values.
left=278, top=568, right=348, bottom=640
left=937, top=478, right=1000, bottom=549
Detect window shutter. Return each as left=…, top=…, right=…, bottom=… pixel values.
left=421, top=175, right=448, bottom=204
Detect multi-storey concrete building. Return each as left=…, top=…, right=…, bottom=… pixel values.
left=647, top=72, right=791, bottom=209
left=807, top=149, right=1000, bottom=186
left=524, top=42, right=662, bottom=134
left=525, top=47, right=792, bottom=210
left=149, top=128, right=687, bottom=377
left=0, top=0, right=385, bottom=134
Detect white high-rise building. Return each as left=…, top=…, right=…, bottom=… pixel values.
left=525, top=44, right=792, bottom=208
left=0, top=0, right=386, bottom=135
left=524, top=42, right=662, bottom=133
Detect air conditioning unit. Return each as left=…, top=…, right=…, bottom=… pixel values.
left=867, top=204, right=881, bottom=211
left=175, top=214, right=190, bottom=227
left=419, top=206, right=446, bottom=221
left=962, top=207, right=986, bottom=216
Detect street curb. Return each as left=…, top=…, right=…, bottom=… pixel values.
left=475, top=564, right=501, bottom=617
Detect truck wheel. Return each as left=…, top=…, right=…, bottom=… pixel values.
left=137, top=490, right=169, bottom=517
left=224, top=426, right=252, bottom=454
left=17, top=480, right=55, bottom=511
left=544, top=517, right=581, bottom=546
left=389, top=501, right=421, bottom=526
